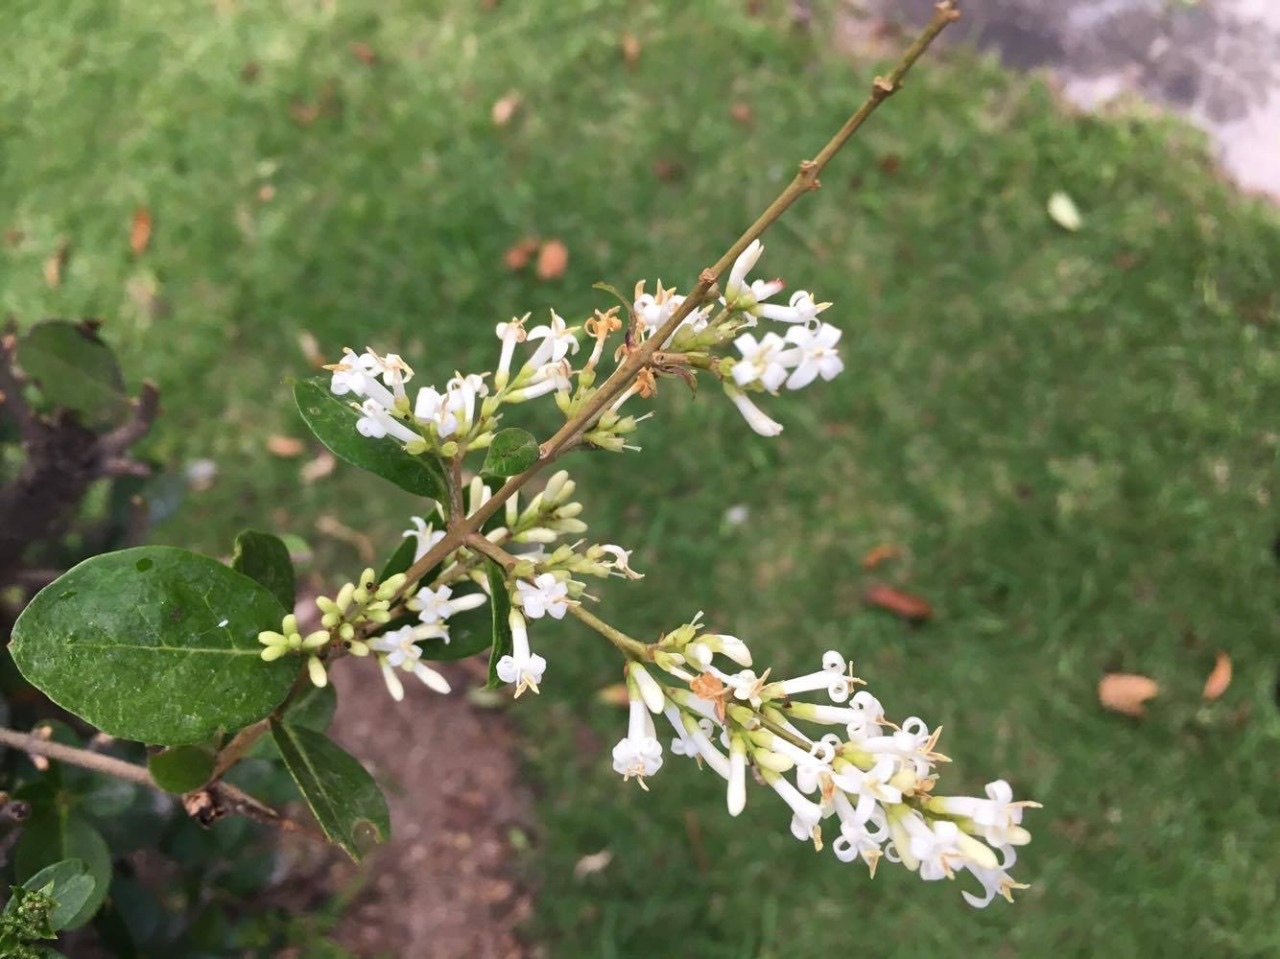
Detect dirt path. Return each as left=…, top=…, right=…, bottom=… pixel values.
left=326, top=662, right=534, bottom=959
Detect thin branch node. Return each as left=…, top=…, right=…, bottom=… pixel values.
left=873, top=76, right=896, bottom=95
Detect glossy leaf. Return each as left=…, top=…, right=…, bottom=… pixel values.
left=231, top=529, right=296, bottom=611
left=379, top=534, right=419, bottom=583
left=481, top=427, right=539, bottom=478
left=147, top=744, right=216, bottom=794
left=10, top=546, right=295, bottom=745
left=485, top=559, right=514, bottom=688
left=269, top=721, right=390, bottom=861
left=21, top=859, right=96, bottom=932
left=293, top=378, right=447, bottom=499
left=18, top=320, right=129, bottom=428
left=15, top=811, right=111, bottom=929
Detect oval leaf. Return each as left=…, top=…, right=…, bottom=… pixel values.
left=482, top=428, right=539, bottom=478
left=231, top=529, right=296, bottom=611
left=485, top=559, right=513, bottom=688
left=293, top=378, right=446, bottom=499
left=15, top=812, right=111, bottom=929
left=21, top=859, right=96, bottom=932
left=269, top=721, right=390, bottom=862
left=147, top=744, right=216, bottom=794
left=10, top=547, right=295, bottom=745
left=18, top=321, right=129, bottom=428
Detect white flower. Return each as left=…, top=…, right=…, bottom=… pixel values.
left=960, top=846, right=1028, bottom=908
left=724, top=384, right=783, bottom=437
left=495, top=609, right=546, bottom=697
left=597, top=544, right=643, bottom=580
left=781, top=322, right=843, bottom=390
left=515, top=572, right=569, bottom=619
left=612, top=698, right=664, bottom=788
left=770, top=652, right=858, bottom=702
left=627, top=662, right=667, bottom=714
left=412, top=584, right=488, bottom=626
left=832, top=756, right=903, bottom=823
left=356, top=399, right=421, bottom=445
left=403, top=515, right=445, bottom=562
left=413, top=386, right=459, bottom=438
left=759, top=289, right=830, bottom=325
left=768, top=773, right=826, bottom=844
left=927, top=780, right=1037, bottom=848
left=731, top=331, right=792, bottom=392
left=369, top=625, right=452, bottom=701
left=444, top=372, right=488, bottom=432
left=327, top=347, right=380, bottom=397
left=494, top=315, right=528, bottom=390
left=526, top=310, right=580, bottom=368
left=726, top=240, right=764, bottom=301
left=727, top=735, right=748, bottom=816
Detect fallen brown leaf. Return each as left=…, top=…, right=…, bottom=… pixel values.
left=350, top=41, right=377, bottom=65
left=43, top=241, right=69, bottom=288
left=594, top=683, right=630, bottom=708
left=863, top=584, right=932, bottom=622
left=729, top=101, right=753, bottom=126
left=300, top=450, right=336, bottom=484
left=536, top=239, right=568, bottom=281
left=1202, top=651, right=1232, bottom=701
left=1098, top=673, right=1159, bottom=717
left=266, top=434, right=305, bottom=457
left=491, top=91, right=522, bottom=127
left=652, top=158, right=685, bottom=182
left=861, top=543, right=900, bottom=570
left=130, top=207, right=152, bottom=255
left=572, top=849, right=613, bottom=880
left=620, top=32, right=641, bottom=65
left=503, top=237, right=540, bottom=271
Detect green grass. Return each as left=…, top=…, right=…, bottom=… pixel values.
left=4, top=1, right=1280, bottom=956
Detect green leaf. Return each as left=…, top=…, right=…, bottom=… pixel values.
left=378, top=533, right=419, bottom=583
left=484, top=560, right=514, bottom=688
left=18, top=321, right=129, bottom=428
left=293, top=378, right=447, bottom=499
left=231, top=530, right=296, bottom=611
left=248, top=684, right=338, bottom=762
left=14, top=811, right=111, bottom=929
left=22, top=859, right=95, bottom=932
left=268, top=722, right=390, bottom=862
left=481, top=428, right=539, bottom=478
left=147, top=744, right=216, bottom=794
left=10, top=546, right=296, bottom=745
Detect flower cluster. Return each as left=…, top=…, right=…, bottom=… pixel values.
left=605, top=618, right=1036, bottom=907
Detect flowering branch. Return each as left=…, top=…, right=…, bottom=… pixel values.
left=392, top=0, right=962, bottom=596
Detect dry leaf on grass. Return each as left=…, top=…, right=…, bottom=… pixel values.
left=729, top=101, right=754, bottom=126
left=1202, top=651, right=1232, bottom=701
left=594, top=683, right=630, bottom=707
left=491, top=91, right=522, bottom=127
left=130, top=208, right=153, bottom=255
left=861, top=543, right=900, bottom=569
left=536, top=239, right=568, bottom=281
left=863, top=584, right=932, bottom=622
left=572, top=849, right=612, bottom=880
left=350, top=41, right=377, bottom=65
left=43, top=241, right=69, bottom=288
left=266, top=434, right=305, bottom=457
left=1098, top=673, right=1159, bottom=717
left=1047, top=191, right=1083, bottom=231
left=620, top=32, right=641, bottom=65
left=503, top=237, right=540, bottom=271
left=300, top=451, right=336, bottom=484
